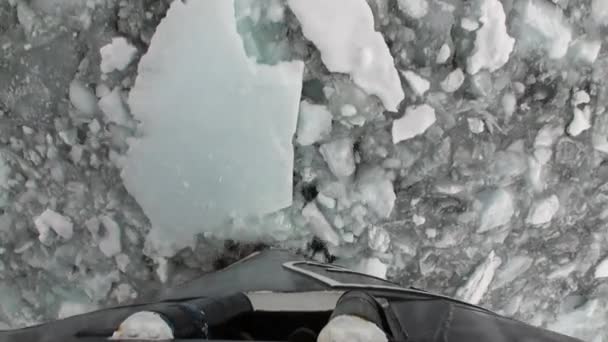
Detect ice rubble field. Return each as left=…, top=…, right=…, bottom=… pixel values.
left=1, top=0, right=608, bottom=339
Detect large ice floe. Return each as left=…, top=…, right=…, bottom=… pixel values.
left=122, top=0, right=303, bottom=255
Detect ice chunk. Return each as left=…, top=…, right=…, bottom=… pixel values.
left=572, top=90, right=590, bottom=106
left=526, top=195, right=559, bottom=225
left=288, top=0, right=404, bottom=111
left=115, top=253, right=130, bottom=273
left=397, top=0, right=428, bottom=19
left=461, top=17, right=480, bottom=31
left=440, top=68, right=465, bottom=93
left=34, top=209, right=74, bottom=243
left=99, top=215, right=122, bottom=257
left=467, top=117, right=485, bottom=134
left=502, top=92, right=516, bottom=118
left=123, top=0, right=304, bottom=252
left=392, top=104, right=436, bottom=144
left=412, top=214, right=425, bottom=226
left=356, top=167, right=396, bottom=218
left=69, top=80, right=98, bottom=116
left=342, top=231, right=355, bottom=243
left=593, top=114, right=608, bottom=154
left=401, top=70, right=430, bottom=97
left=367, top=226, right=390, bottom=253
left=436, top=43, right=451, bottom=64
left=340, top=104, right=357, bottom=117
left=535, top=124, right=562, bottom=148
left=594, top=257, right=608, bottom=278
left=317, top=192, right=336, bottom=209
left=99, top=88, right=130, bottom=127
left=456, top=250, right=501, bottom=305
left=302, top=202, right=340, bottom=246
left=592, top=0, right=608, bottom=25
left=96, top=83, right=111, bottom=98
left=320, top=138, right=356, bottom=178
left=567, top=106, right=592, bottom=137
left=89, top=120, right=101, bottom=134
left=466, top=0, right=514, bottom=74
left=99, top=37, right=137, bottom=73
left=296, top=100, right=332, bottom=146
left=155, top=257, right=170, bottom=283
left=493, top=255, right=533, bottom=289
left=527, top=156, right=545, bottom=191
left=570, top=38, right=601, bottom=65
left=520, top=0, right=572, bottom=59
left=533, top=148, right=551, bottom=165
left=112, top=283, right=137, bottom=303
left=354, top=257, right=388, bottom=279
left=478, top=189, right=514, bottom=232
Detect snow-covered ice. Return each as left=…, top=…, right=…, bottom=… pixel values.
left=520, top=0, right=572, bottom=59
left=401, top=70, right=430, bottom=97
left=34, top=209, right=74, bottom=243
left=123, top=0, right=304, bottom=254
left=296, top=100, right=333, bottom=146
left=526, top=195, right=559, bottom=225
left=456, top=250, right=501, bottom=305
left=466, top=0, right=514, bottom=74
left=397, top=0, right=428, bottom=19
left=320, top=138, right=356, bottom=178
left=478, top=188, right=514, bottom=232
left=440, top=68, right=465, bottom=93
left=288, top=0, right=404, bottom=111
left=392, top=104, right=436, bottom=144
left=99, top=37, right=137, bottom=74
